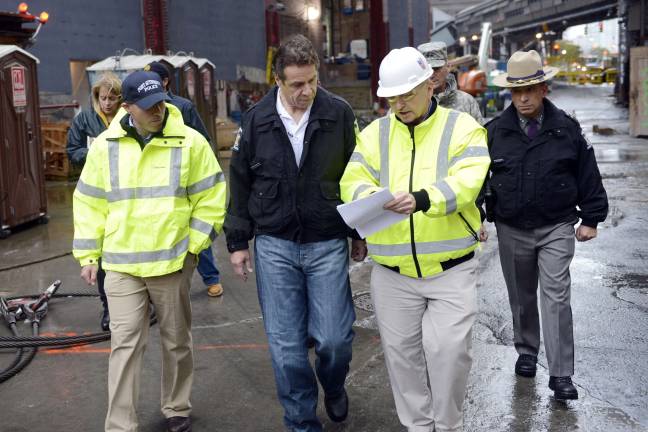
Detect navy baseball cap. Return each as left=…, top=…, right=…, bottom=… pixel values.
left=144, top=61, right=170, bottom=80
left=121, top=71, right=170, bottom=110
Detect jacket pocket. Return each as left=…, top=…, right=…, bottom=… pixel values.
left=314, top=181, right=345, bottom=232
left=103, top=217, right=120, bottom=239
left=248, top=180, right=284, bottom=230
left=490, top=160, right=519, bottom=219
left=539, top=159, right=577, bottom=216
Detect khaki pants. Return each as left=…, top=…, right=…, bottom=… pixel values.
left=370, top=259, right=477, bottom=432
left=104, top=254, right=196, bottom=432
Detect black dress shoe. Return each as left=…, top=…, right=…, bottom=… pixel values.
left=325, top=389, right=349, bottom=422
left=549, top=376, right=579, bottom=400
left=306, top=337, right=316, bottom=349
left=167, top=416, right=191, bottom=432
left=515, top=354, right=537, bottom=378
left=100, top=308, right=110, bottom=331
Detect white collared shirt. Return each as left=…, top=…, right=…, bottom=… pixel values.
left=276, top=88, right=312, bottom=166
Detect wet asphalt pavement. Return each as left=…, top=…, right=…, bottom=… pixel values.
left=0, top=83, right=647, bottom=431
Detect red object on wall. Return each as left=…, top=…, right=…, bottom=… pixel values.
left=142, top=0, right=168, bottom=54
left=265, top=9, right=279, bottom=48
left=370, top=0, right=389, bottom=106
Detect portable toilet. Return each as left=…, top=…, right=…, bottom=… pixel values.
left=0, top=45, right=47, bottom=238
left=166, top=56, right=199, bottom=104
left=195, top=58, right=216, bottom=147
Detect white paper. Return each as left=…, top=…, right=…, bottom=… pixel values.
left=336, top=188, right=408, bottom=238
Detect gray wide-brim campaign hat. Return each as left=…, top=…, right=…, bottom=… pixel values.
left=493, top=50, right=559, bottom=88
left=417, top=41, right=447, bottom=68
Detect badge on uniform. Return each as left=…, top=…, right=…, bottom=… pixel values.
left=582, top=130, right=593, bottom=150
left=232, top=128, right=242, bottom=152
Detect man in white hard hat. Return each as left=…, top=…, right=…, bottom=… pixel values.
left=486, top=50, right=608, bottom=400
left=340, top=47, right=490, bottom=431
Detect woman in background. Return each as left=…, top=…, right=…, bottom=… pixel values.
left=66, top=72, right=122, bottom=331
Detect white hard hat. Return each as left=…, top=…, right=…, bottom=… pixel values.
left=377, top=47, right=433, bottom=98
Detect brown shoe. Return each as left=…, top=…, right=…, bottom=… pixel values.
left=167, top=416, right=191, bottom=432
left=207, top=283, right=224, bottom=297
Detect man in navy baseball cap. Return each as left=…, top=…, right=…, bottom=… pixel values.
left=120, top=71, right=171, bottom=141
left=144, top=61, right=170, bottom=81
left=122, top=70, right=170, bottom=110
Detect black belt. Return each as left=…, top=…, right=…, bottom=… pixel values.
left=380, top=251, right=475, bottom=276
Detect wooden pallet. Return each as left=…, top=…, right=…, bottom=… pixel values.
left=41, top=121, right=80, bottom=179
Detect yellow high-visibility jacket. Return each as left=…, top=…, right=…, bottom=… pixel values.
left=340, top=106, right=490, bottom=278
left=72, top=104, right=226, bottom=277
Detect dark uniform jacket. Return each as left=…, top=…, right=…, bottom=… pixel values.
left=224, top=86, right=357, bottom=252
left=485, top=99, right=608, bottom=229
left=66, top=108, right=107, bottom=166
left=167, top=91, right=211, bottom=143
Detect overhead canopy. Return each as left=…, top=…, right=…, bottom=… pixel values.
left=86, top=54, right=164, bottom=72
left=86, top=53, right=215, bottom=86
left=87, top=54, right=214, bottom=72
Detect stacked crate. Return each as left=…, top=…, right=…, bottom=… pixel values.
left=41, top=121, right=76, bottom=179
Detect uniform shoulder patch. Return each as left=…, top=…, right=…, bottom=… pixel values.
left=232, top=127, right=242, bottom=152
left=581, top=129, right=593, bottom=150
left=563, top=111, right=592, bottom=149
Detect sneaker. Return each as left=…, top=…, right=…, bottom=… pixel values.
left=207, top=283, right=224, bottom=297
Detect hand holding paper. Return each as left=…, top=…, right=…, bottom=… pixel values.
left=336, top=188, right=408, bottom=238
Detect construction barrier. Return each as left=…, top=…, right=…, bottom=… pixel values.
left=555, top=69, right=617, bottom=85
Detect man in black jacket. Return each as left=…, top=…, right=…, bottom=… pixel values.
left=224, top=35, right=365, bottom=432
left=486, top=50, right=608, bottom=400
left=145, top=61, right=225, bottom=299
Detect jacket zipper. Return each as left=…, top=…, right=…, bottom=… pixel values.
left=408, top=127, right=423, bottom=278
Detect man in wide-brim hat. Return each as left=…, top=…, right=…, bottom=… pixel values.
left=492, top=50, right=559, bottom=88
left=484, top=50, right=608, bottom=400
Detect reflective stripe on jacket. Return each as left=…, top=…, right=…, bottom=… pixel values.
left=340, top=106, right=490, bottom=278
left=72, top=104, right=226, bottom=277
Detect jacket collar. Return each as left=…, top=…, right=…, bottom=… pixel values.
left=435, top=73, right=458, bottom=104
left=104, top=103, right=186, bottom=141
left=254, top=86, right=338, bottom=126
left=498, top=98, right=568, bottom=132
left=393, top=98, right=438, bottom=129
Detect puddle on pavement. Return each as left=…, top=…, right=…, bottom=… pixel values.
left=607, top=272, right=648, bottom=309
left=608, top=273, right=648, bottom=290
left=595, top=148, right=648, bottom=163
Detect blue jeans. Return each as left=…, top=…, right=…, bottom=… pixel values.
left=254, top=235, right=355, bottom=432
left=197, top=245, right=220, bottom=286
